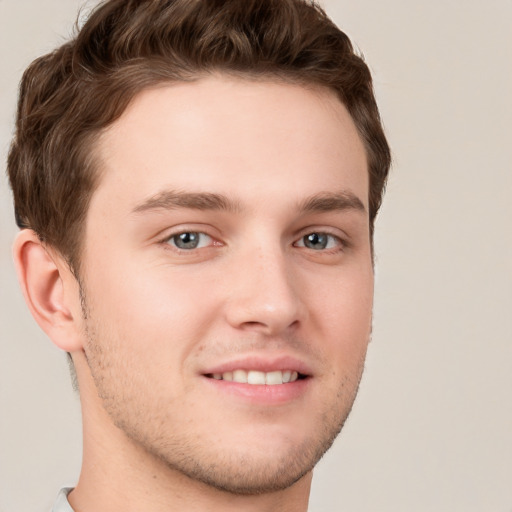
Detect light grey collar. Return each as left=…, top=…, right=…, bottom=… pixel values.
left=51, top=488, right=74, bottom=512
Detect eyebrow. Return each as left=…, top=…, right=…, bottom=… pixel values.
left=298, top=191, right=366, bottom=214
left=131, top=190, right=241, bottom=214
left=131, top=189, right=366, bottom=216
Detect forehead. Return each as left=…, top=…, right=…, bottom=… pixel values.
left=92, top=75, right=368, bottom=214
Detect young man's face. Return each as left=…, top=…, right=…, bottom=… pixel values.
left=77, top=75, right=373, bottom=493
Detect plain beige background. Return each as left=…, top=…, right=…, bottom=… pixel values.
left=1, top=1, right=511, bottom=511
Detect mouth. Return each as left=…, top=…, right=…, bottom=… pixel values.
left=201, top=355, right=313, bottom=403
left=204, top=369, right=308, bottom=385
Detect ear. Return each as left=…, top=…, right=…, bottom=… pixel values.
left=12, top=229, right=84, bottom=352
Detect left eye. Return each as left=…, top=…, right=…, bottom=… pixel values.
left=295, top=232, right=341, bottom=251
left=167, top=232, right=212, bottom=250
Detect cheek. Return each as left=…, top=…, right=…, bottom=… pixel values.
left=313, top=266, right=373, bottom=363
left=83, top=254, right=222, bottom=356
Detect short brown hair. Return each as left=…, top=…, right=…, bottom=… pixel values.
left=8, top=0, right=391, bottom=272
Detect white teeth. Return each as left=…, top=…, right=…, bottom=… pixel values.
left=265, top=371, right=283, bottom=385
left=232, top=369, right=248, bottom=383
left=247, top=371, right=266, bottom=385
left=212, top=369, right=302, bottom=385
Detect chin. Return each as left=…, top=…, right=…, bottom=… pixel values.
left=161, top=446, right=319, bottom=495
left=142, top=412, right=347, bottom=496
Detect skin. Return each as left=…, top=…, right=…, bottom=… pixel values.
left=14, top=75, right=373, bottom=511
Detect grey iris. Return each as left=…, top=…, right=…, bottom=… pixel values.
left=174, top=232, right=200, bottom=249
left=304, top=233, right=328, bottom=250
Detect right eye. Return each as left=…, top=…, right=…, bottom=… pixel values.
left=166, top=232, right=213, bottom=250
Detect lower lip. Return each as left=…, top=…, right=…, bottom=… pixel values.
left=202, top=376, right=311, bottom=405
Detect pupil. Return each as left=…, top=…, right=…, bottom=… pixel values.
left=305, top=233, right=327, bottom=250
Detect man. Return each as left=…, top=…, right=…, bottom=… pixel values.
left=8, top=0, right=390, bottom=510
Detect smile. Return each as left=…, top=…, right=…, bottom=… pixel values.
left=206, top=370, right=303, bottom=385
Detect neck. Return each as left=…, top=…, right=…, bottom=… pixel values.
left=69, top=355, right=312, bottom=512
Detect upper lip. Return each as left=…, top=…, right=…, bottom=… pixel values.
left=201, top=354, right=313, bottom=377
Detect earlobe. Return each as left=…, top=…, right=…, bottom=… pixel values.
left=12, top=229, right=84, bottom=352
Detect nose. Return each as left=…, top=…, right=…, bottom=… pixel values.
left=223, top=245, right=306, bottom=336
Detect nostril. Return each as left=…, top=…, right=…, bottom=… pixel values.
left=241, top=321, right=265, bottom=329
